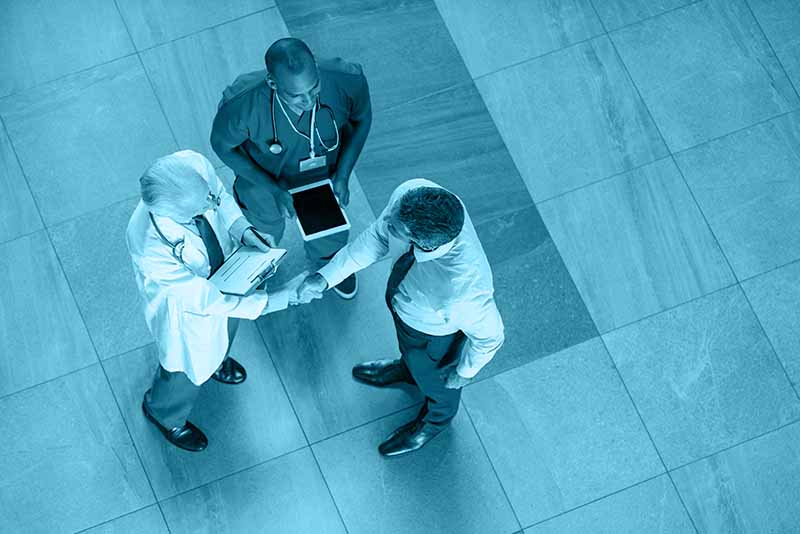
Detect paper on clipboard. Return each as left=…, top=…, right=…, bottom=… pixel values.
left=209, top=246, right=287, bottom=296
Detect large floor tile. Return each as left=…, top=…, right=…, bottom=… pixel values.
left=525, top=475, right=694, bottom=534
left=474, top=204, right=549, bottom=268
left=0, top=231, right=97, bottom=397
left=749, top=0, right=800, bottom=94
left=0, top=121, right=42, bottom=243
left=0, top=55, right=176, bottom=226
left=0, top=365, right=153, bottom=534
left=278, top=0, right=472, bottom=111
left=742, top=261, right=800, bottom=389
left=140, top=9, right=288, bottom=168
left=435, top=0, right=603, bottom=78
left=604, top=286, right=800, bottom=468
left=0, top=0, right=133, bottom=98
left=103, top=322, right=306, bottom=500
left=356, top=82, right=533, bottom=226
left=611, top=0, right=799, bottom=152
left=477, top=35, right=667, bottom=201
left=592, top=0, right=696, bottom=31
left=671, top=422, right=800, bottom=534
left=82, top=506, right=169, bottom=534
left=479, top=239, right=597, bottom=380
left=313, top=407, right=520, bottom=534
left=50, top=197, right=151, bottom=360
left=539, top=157, right=733, bottom=332
left=464, top=338, right=663, bottom=526
left=675, top=111, right=800, bottom=280
left=116, top=0, right=274, bottom=50
left=161, top=448, right=345, bottom=534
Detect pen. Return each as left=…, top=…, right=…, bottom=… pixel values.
left=248, top=228, right=272, bottom=248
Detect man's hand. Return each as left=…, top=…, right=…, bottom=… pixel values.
left=284, top=271, right=311, bottom=306
left=332, top=175, right=350, bottom=207
left=297, top=273, right=328, bottom=303
left=442, top=367, right=471, bottom=389
left=242, top=227, right=276, bottom=251
left=273, top=190, right=296, bottom=219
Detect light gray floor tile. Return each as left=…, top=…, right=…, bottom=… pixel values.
left=313, top=407, right=520, bottom=534
left=116, top=0, right=275, bottom=50
left=0, top=365, right=154, bottom=534
left=477, top=35, right=667, bottom=201
left=611, top=0, right=799, bottom=152
left=81, top=506, right=169, bottom=534
left=604, top=285, right=800, bottom=468
left=748, top=0, right=800, bottom=93
left=741, top=260, right=800, bottom=389
left=671, top=422, right=800, bottom=534
left=592, top=0, right=696, bottom=31
left=525, top=475, right=694, bottom=534
left=0, top=231, right=97, bottom=397
left=0, top=55, right=176, bottom=226
left=103, top=322, right=306, bottom=500
left=435, top=0, right=603, bottom=78
left=140, top=9, right=288, bottom=168
left=0, top=0, right=133, bottom=98
left=160, top=448, right=345, bottom=534
left=464, top=338, right=663, bottom=526
left=0, top=120, right=42, bottom=243
left=675, top=111, right=800, bottom=280
left=539, top=157, right=733, bottom=333
left=49, top=197, right=152, bottom=360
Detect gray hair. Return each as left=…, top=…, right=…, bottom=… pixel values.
left=139, top=154, right=206, bottom=217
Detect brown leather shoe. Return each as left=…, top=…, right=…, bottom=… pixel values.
left=212, top=357, right=247, bottom=385
left=352, top=359, right=415, bottom=387
left=378, top=420, right=445, bottom=457
left=142, top=397, right=207, bottom=452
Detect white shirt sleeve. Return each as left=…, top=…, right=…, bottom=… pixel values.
left=197, top=151, right=249, bottom=242
left=453, top=293, right=505, bottom=378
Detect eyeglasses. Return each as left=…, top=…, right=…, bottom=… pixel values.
left=205, top=191, right=221, bottom=210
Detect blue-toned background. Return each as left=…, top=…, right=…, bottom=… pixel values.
left=1, top=1, right=799, bottom=533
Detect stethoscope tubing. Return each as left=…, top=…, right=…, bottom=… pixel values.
left=270, top=89, right=340, bottom=156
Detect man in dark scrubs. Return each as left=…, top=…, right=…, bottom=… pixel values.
left=211, top=38, right=372, bottom=299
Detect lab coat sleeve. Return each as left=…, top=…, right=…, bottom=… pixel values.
left=453, top=294, right=505, bottom=379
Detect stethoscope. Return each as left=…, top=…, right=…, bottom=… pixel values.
left=148, top=192, right=222, bottom=266
left=268, top=89, right=340, bottom=156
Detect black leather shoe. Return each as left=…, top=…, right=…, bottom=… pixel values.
left=352, top=359, right=415, bottom=387
left=212, top=357, right=247, bottom=385
left=378, top=420, right=445, bottom=457
left=141, top=398, right=208, bottom=452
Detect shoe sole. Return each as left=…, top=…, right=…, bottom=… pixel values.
left=332, top=277, right=358, bottom=300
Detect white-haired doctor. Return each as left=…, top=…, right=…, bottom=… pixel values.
left=127, top=150, right=314, bottom=452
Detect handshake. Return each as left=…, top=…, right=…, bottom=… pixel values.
left=275, top=271, right=330, bottom=307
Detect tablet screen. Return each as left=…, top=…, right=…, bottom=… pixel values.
left=291, top=184, right=347, bottom=235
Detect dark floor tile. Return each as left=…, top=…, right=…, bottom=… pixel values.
left=474, top=204, right=550, bottom=267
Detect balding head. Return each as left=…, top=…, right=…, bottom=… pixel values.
left=265, top=38, right=320, bottom=114
left=265, top=38, right=315, bottom=76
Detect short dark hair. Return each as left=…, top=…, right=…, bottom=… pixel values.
left=397, top=187, right=465, bottom=249
left=265, top=38, right=315, bottom=76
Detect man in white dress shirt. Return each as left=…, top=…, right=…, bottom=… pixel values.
left=300, top=179, right=505, bottom=456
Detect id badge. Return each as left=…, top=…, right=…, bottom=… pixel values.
left=299, top=154, right=327, bottom=173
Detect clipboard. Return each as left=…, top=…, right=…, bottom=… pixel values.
left=209, top=246, right=287, bottom=296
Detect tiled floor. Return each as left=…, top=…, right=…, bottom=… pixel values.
left=1, top=1, right=798, bottom=533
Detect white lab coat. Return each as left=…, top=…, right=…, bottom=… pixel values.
left=126, top=150, right=285, bottom=385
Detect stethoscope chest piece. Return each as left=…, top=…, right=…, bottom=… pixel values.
left=268, top=141, right=283, bottom=154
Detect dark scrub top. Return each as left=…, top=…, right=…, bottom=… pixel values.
left=211, top=58, right=371, bottom=213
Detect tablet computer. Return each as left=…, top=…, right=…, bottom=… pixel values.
left=288, top=179, right=351, bottom=241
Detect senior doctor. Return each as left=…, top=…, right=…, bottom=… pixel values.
left=127, top=150, right=313, bottom=452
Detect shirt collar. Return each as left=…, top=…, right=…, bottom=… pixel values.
left=413, top=238, right=455, bottom=262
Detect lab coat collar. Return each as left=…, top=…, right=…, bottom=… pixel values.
left=413, top=238, right=455, bottom=262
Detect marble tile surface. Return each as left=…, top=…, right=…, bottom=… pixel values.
left=103, top=322, right=306, bottom=500
left=140, top=9, right=288, bottom=168
left=749, top=0, right=800, bottom=93
left=278, top=0, right=472, bottom=112
left=81, top=506, right=169, bottom=534
left=49, top=197, right=151, bottom=360
left=592, top=0, right=697, bottom=31
left=742, top=261, right=800, bottom=389
left=0, top=231, right=97, bottom=398
left=0, top=121, right=42, bottom=244
left=313, top=407, right=520, bottom=534
left=477, top=35, right=667, bottom=202
left=0, top=0, right=133, bottom=98
left=116, top=0, right=275, bottom=50
left=671, top=422, right=800, bottom=534
left=525, top=476, right=695, bottom=534
left=604, top=286, right=800, bottom=468
left=161, top=448, right=345, bottom=534
left=435, top=0, right=603, bottom=77
left=611, top=0, right=799, bottom=152
left=474, top=204, right=549, bottom=268
left=675, top=111, right=800, bottom=280
left=0, top=365, right=154, bottom=534
left=0, top=55, right=177, bottom=226
left=464, top=338, right=663, bottom=526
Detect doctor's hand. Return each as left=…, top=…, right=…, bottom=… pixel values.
left=441, top=368, right=472, bottom=390
left=284, top=271, right=312, bottom=306
left=297, top=273, right=328, bottom=303
left=273, top=190, right=296, bottom=219
left=332, top=176, right=350, bottom=207
left=242, top=227, right=276, bottom=251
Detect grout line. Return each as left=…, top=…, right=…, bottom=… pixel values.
left=739, top=256, right=800, bottom=284
left=0, top=361, right=99, bottom=403
left=71, top=503, right=158, bottom=534
left=306, top=400, right=424, bottom=446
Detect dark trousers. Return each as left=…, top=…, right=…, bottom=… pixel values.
left=144, top=318, right=240, bottom=429
left=394, top=314, right=466, bottom=427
